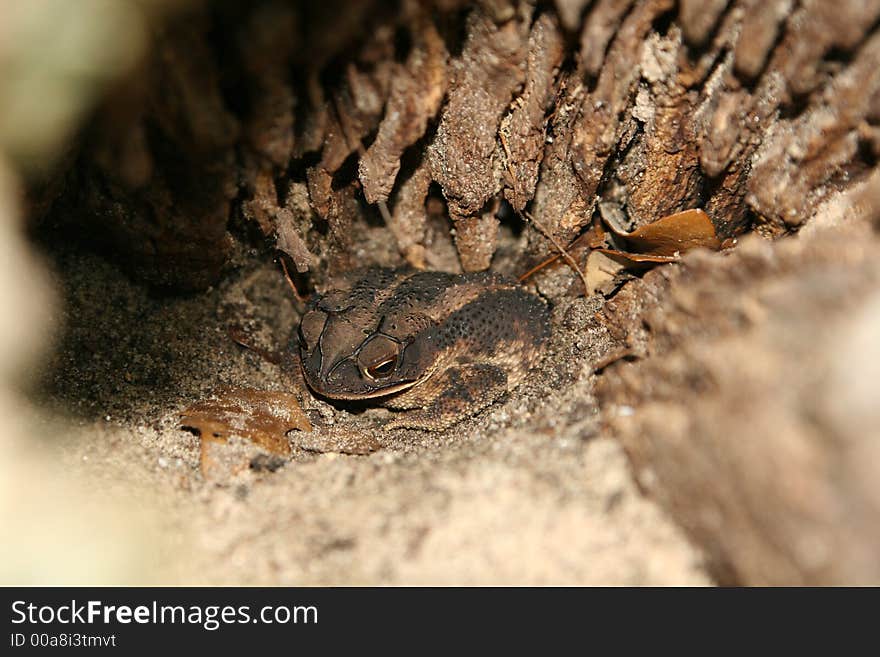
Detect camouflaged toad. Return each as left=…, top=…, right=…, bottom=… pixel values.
left=297, top=267, right=550, bottom=430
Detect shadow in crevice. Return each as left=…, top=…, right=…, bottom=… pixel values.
left=29, top=240, right=297, bottom=425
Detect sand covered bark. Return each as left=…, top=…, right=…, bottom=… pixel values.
left=597, top=222, right=880, bottom=585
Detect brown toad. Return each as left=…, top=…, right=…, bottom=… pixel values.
left=297, top=267, right=550, bottom=431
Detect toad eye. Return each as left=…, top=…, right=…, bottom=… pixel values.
left=365, top=356, right=398, bottom=379
left=358, top=335, right=401, bottom=380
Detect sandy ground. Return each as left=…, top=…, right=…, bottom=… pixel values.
left=7, top=240, right=709, bottom=585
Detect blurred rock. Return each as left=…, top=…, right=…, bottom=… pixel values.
left=598, top=224, right=880, bottom=584
left=0, top=0, right=148, bottom=174
left=0, top=159, right=166, bottom=584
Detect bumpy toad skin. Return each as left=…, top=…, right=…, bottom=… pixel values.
left=297, top=267, right=550, bottom=431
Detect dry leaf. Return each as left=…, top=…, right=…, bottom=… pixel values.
left=595, top=248, right=679, bottom=264
left=584, top=250, right=641, bottom=296
left=181, top=387, right=312, bottom=479
left=585, top=250, right=626, bottom=294
left=182, top=387, right=312, bottom=454
left=521, top=209, right=721, bottom=295
left=603, top=208, right=721, bottom=256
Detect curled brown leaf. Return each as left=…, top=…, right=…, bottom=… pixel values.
left=603, top=208, right=722, bottom=256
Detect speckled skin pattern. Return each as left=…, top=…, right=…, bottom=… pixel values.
left=297, top=267, right=550, bottom=430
